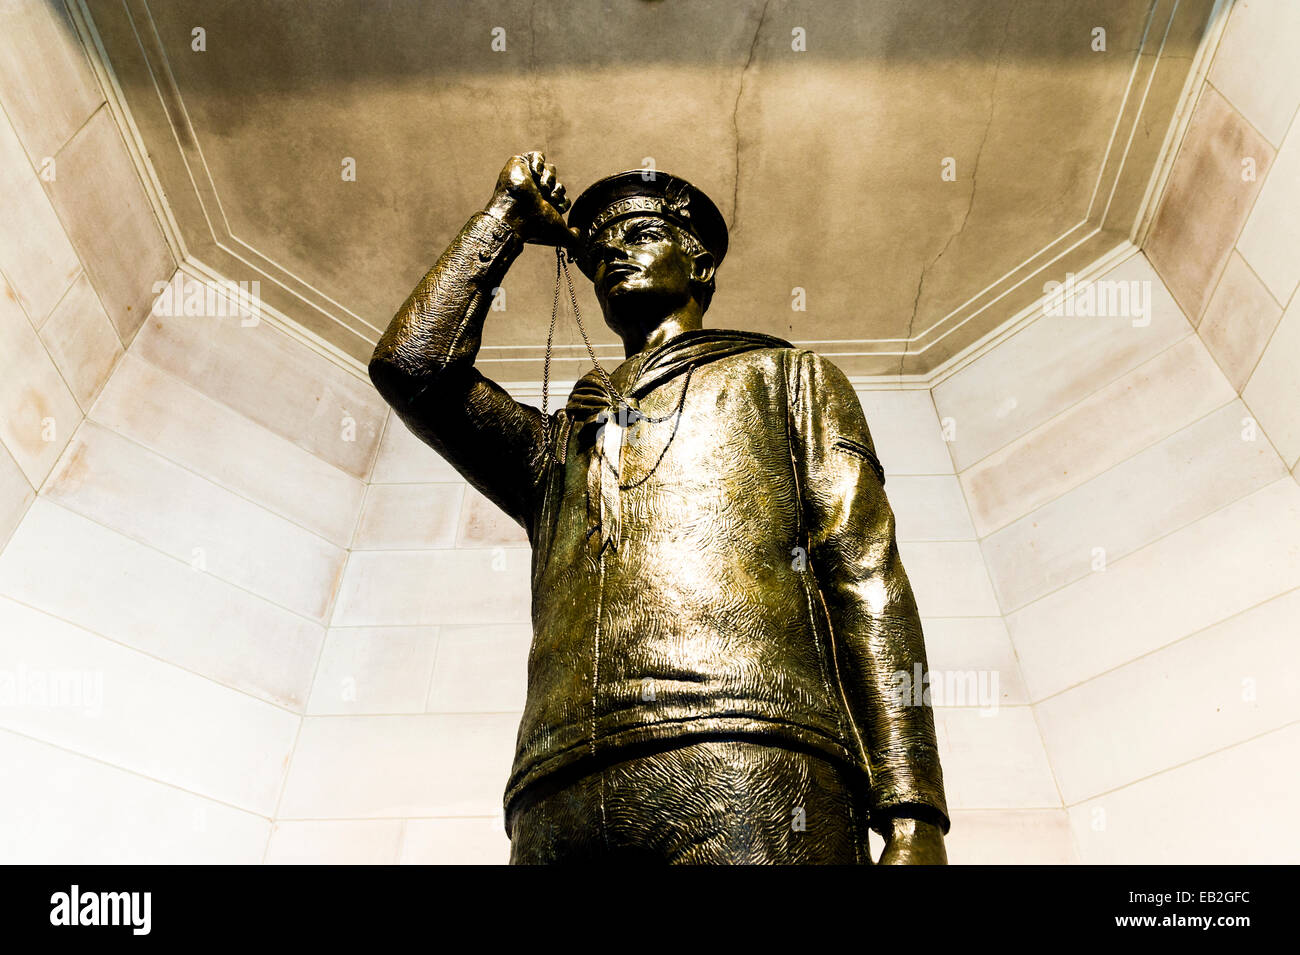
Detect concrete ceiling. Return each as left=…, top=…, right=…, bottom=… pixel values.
left=85, top=0, right=1216, bottom=380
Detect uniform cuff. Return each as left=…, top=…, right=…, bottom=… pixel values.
left=471, top=209, right=526, bottom=261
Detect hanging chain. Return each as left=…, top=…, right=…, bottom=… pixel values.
left=541, top=247, right=628, bottom=458
left=613, top=363, right=695, bottom=490
left=562, top=248, right=624, bottom=405
left=539, top=252, right=562, bottom=458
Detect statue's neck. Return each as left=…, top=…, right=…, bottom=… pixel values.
left=614, top=303, right=705, bottom=359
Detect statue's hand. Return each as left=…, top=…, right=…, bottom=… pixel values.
left=876, top=814, right=948, bottom=865
left=485, top=151, right=579, bottom=249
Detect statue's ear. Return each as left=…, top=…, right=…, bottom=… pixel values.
left=690, top=249, right=716, bottom=286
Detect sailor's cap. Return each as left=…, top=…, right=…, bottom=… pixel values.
left=568, top=170, right=728, bottom=277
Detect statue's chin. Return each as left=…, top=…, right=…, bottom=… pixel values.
left=600, top=284, right=653, bottom=322
left=599, top=283, right=694, bottom=343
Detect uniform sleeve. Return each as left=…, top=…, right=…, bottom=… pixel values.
left=789, top=348, right=949, bottom=834
left=369, top=211, right=552, bottom=529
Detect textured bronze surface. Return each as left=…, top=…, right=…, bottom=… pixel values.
left=370, top=153, right=948, bottom=864
left=507, top=739, right=869, bottom=864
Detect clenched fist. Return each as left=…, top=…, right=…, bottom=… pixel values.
left=484, top=151, right=579, bottom=250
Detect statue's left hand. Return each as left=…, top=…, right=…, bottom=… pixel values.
left=876, top=814, right=947, bottom=865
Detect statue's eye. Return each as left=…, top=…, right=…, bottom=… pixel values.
left=633, top=225, right=666, bottom=243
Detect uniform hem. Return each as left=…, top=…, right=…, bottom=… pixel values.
left=503, top=717, right=865, bottom=833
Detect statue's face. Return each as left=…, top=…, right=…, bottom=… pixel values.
left=586, top=215, right=703, bottom=321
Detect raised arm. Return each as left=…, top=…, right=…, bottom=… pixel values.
left=368, top=152, right=577, bottom=528
left=790, top=349, right=949, bottom=864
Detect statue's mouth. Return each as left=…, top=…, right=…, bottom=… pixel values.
left=599, top=262, right=641, bottom=290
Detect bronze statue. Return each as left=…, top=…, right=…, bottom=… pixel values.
left=370, top=152, right=949, bottom=864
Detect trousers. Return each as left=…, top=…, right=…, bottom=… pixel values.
left=507, top=738, right=870, bottom=864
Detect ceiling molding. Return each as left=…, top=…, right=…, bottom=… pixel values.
left=71, top=0, right=1227, bottom=389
